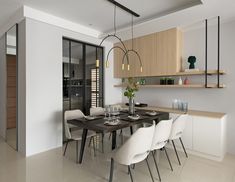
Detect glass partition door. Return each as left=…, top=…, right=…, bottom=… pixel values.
left=63, top=38, right=104, bottom=114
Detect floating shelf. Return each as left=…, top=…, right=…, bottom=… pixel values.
left=114, top=84, right=226, bottom=88
left=174, top=70, right=225, bottom=76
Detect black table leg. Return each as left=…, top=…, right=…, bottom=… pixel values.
left=112, top=131, right=117, bottom=150
left=130, top=126, right=133, bottom=135
left=79, top=129, right=88, bottom=164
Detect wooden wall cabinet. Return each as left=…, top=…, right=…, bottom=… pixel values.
left=113, top=28, right=182, bottom=78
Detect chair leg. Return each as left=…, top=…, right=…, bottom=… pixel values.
left=151, top=151, right=161, bottom=182
left=92, top=136, right=96, bottom=156
left=172, top=140, right=181, bottom=165
left=163, top=147, right=173, bottom=171
left=179, top=137, right=188, bottom=158
left=63, top=141, right=69, bottom=156
left=101, top=133, right=104, bottom=153
left=88, top=137, right=92, bottom=147
left=109, top=158, right=114, bottom=182
left=145, top=157, right=155, bottom=182
left=76, top=140, right=79, bottom=163
left=128, top=165, right=134, bottom=182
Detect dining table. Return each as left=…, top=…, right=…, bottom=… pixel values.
left=68, top=109, right=169, bottom=164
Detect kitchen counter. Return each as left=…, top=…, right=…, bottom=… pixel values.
left=120, top=104, right=226, bottom=119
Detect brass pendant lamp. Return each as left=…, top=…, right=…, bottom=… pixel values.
left=122, top=15, right=143, bottom=72
left=97, top=0, right=143, bottom=73
left=96, top=5, right=129, bottom=70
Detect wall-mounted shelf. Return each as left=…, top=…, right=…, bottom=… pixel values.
left=114, top=84, right=226, bottom=88
left=174, top=70, right=225, bottom=76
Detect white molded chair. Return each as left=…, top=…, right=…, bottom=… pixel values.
left=109, top=121, right=156, bottom=182
left=90, top=107, right=105, bottom=116
left=150, top=119, right=173, bottom=182
left=90, top=107, right=105, bottom=152
left=64, top=109, right=97, bottom=163
left=169, top=114, right=188, bottom=165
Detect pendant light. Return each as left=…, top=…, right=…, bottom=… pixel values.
left=97, top=5, right=129, bottom=70
left=122, top=15, right=143, bottom=72
left=97, top=0, right=142, bottom=72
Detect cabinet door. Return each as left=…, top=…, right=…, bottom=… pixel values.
left=193, top=116, right=222, bottom=156
left=135, top=33, right=157, bottom=76
left=156, top=28, right=181, bottom=75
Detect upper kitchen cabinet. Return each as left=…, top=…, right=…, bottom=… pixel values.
left=113, top=28, right=182, bottom=78
left=156, top=28, right=182, bottom=75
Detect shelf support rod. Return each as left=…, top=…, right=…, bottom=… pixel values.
left=217, top=16, right=220, bottom=88
left=205, top=19, right=208, bottom=88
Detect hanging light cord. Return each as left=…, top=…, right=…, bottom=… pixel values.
left=114, top=5, right=117, bottom=35
left=131, top=15, right=134, bottom=49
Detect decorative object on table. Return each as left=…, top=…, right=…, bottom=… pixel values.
left=146, top=111, right=158, bottom=116
left=188, top=56, right=196, bottom=69
left=167, top=77, right=175, bottom=85
left=184, top=77, right=190, bottom=85
left=178, top=77, right=183, bottom=85
left=128, top=114, right=140, bottom=120
left=124, top=77, right=139, bottom=115
left=160, top=77, right=166, bottom=85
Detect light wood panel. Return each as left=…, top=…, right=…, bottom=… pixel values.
left=113, top=27, right=182, bottom=78
left=135, top=33, right=156, bottom=77
left=156, top=28, right=181, bottom=75
left=7, top=55, right=16, bottom=129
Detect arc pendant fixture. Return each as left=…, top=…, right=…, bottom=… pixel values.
left=122, top=15, right=143, bottom=72
left=97, top=0, right=142, bottom=72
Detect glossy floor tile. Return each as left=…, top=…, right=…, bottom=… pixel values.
left=0, top=136, right=235, bottom=182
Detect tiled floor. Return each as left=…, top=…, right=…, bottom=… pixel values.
left=0, top=136, right=235, bottom=182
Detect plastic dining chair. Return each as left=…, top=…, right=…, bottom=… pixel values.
left=150, top=119, right=173, bottom=182
left=64, top=109, right=97, bottom=163
left=169, top=114, right=188, bottom=165
left=109, top=121, right=156, bottom=182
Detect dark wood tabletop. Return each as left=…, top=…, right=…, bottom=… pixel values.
left=68, top=110, right=169, bottom=133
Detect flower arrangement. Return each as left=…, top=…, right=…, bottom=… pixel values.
left=124, top=77, right=139, bottom=99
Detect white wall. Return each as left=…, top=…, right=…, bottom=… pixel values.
left=122, top=20, right=235, bottom=154
left=18, top=20, right=26, bottom=155
left=19, top=18, right=121, bottom=156
left=0, top=35, right=6, bottom=139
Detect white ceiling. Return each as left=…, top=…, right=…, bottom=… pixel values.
left=0, top=0, right=202, bottom=34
